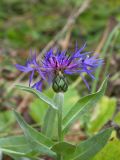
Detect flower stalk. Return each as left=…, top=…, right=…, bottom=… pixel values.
left=54, top=92, right=64, bottom=160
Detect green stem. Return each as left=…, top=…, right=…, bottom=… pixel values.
left=54, top=92, right=64, bottom=160
left=42, top=94, right=57, bottom=137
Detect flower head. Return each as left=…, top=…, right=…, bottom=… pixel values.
left=15, top=51, right=38, bottom=87
left=16, top=43, right=103, bottom=92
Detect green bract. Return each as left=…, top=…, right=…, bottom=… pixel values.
left=52, top=74, right=68, bottom=93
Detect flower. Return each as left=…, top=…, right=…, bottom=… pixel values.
left=15, top=50, right=45, bottom=88
left=16, top=43, right=103, bottom=92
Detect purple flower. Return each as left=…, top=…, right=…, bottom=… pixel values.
left=15, top=50, right=45, bottom=87
left=16, top=44, right=103, bottom=92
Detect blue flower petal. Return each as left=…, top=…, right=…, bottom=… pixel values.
left=15, top=64, right=32, bottom=72
left=32, top=80, right=43, bottom=92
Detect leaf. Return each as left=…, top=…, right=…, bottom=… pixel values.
left=13, top=110, right=56, bottom=158
left=88, top=96, right=116, bottom=133
left=16, top=84, right=58, bottom=110
left=92, top=137, right=120, bottom=160
left=0, top=135, right=37, bottom=157
left=62, top=77, right=108, bottom=134
left=70, top=128, right=112, bottom=160
left=51, top=141, right=76, bottom=156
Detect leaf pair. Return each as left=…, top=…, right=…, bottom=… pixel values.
left=51, top=128, right=112, bottom=160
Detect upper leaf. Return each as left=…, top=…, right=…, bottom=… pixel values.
left=62, top=77, right=108, bottom=134
left=16, top=84, right=58, bottom=110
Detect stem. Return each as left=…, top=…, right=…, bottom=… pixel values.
left=58, top=105, right=62, bottom=141
left=54, top=92, right=64, bottom=160
left=42, top=94, right=57, bottom=137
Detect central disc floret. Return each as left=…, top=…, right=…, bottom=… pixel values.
left=52, top=72, right=68, bottom=93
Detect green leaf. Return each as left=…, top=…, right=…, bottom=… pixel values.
left=62, top=77, right=108, bottom=134
left=92, top=137, right=120, bottom=160
left=0, top=135, right=37, bottom=157
left=16, top=84, right=58, bottom=110
left=13, top=110, right=56, bottom=157
left=70, top=128, right=112, bottom=160
left=51, top=141, right=76, bottom=156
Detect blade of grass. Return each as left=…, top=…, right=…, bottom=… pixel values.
left=92, top=24, right=120, bottom=92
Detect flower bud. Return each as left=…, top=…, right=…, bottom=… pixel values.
left=52, top=74, right=68, bottom=93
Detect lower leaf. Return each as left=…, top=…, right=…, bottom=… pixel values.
left=69, top=128, right=112, bottom=160
left=13, top=110, right=56, bottom=158
left=0, top=135, right=37, bottom=158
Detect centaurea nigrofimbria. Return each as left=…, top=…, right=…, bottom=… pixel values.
left=16, top=43, right=103, bottom=92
